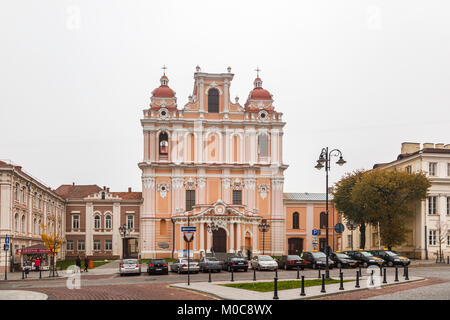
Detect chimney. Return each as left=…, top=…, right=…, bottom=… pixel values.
left=401, top=142, right=420, bottom=154
left=128, top=187, right=132, bottom=193
left=435, top=143, right=444, bottom=149
left=106, top=188, right=110, bottom=192
left=72, top=182, right=75, bottom=186
left=103, top=186, right=106, bottom=190
left=423, top=143, right=434, bottom=149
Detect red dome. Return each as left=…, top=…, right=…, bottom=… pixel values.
left=152, top=86, right=175, bottom=98
left=249, top=88, right=272, bottom=100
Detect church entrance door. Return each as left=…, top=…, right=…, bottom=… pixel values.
left=212, top=228, right=227, bottom=253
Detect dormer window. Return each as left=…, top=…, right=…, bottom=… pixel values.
left=159, top=132, right=169, bottom=155
left=101, top=192, right=105, bottom=200
left=208, top=88, right=219, bottom=113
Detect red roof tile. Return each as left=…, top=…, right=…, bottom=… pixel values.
left=55, top=185, right=102, bottom=199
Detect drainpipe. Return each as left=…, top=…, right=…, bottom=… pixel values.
left=171, top=218, right=175, bottom=259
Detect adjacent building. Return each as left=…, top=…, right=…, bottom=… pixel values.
left=342, top=142, right=450, bottom=259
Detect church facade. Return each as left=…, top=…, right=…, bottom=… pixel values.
left=138, top=67, right=342, bottom=259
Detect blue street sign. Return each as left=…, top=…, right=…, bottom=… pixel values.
left=334, top=223, right=345, bottom=234
left=4, top=236, right=9, bottom=245
left=181, top=227, right=196, bottom=232
left=312, top=229, right=320, bottom=236
left=3, top=244, right=9, bottom=251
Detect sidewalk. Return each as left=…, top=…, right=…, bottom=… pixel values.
left=0, top=290, right=48, bottom=300
left=170, top=275, right=424, bottom=300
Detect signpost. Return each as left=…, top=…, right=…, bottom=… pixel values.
left=312, top=229, right=320, bottom=250
left=182, top=226, right=196, bottom=286
left=346, top=220, right=357, bottom=251
left=334, top=223, right=345, bottom=234
left=4, top=235, right=9, bottom=280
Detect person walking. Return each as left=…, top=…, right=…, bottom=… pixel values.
left=75, top=255, right=81, bottom=272
left=84, top=255, right=89, bottom=272
left=35, top=256, right=41, bottom=272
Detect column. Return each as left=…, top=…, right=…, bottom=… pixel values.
left=200, top=222, right=205, bottom=253
left=236, top=222, right=241, bottom=253
left=229, top=222, right=234, bottom=253
left=86, top=202, right=93, bottom=256
left=112, top=203, right=121, bottom=257
left=207, top=228, right=212, bottom=253
left=252, top=224, right=257, bottom=254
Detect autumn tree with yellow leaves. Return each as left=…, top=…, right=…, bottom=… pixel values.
left=41, top=214, right=65, bottom=277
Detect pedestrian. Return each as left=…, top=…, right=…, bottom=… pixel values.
left=75, top=255, right=81, bottom=272
left=35, top=256, right=41, bottom=272
left=84, top=255, right=89, bottom=272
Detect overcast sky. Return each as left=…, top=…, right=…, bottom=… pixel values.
left=1, top=0, right=449, bottom=194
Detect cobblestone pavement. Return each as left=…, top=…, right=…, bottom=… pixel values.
left=16, top=282, right=215, bottom=300
left=1, top=265, right=448, bottom=300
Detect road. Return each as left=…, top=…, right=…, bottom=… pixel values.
left=0, top=264, right=448, bottom=300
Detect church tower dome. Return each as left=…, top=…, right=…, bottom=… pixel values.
left=152, top=74, right=175, bottom=98
left=249, top=77, right=272, bottom=100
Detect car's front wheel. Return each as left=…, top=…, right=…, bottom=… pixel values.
left=387, top=261, right=394, bottom=267
left=363, top=262, right=368, bottom=268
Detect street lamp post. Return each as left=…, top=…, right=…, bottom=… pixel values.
left=119, top=224, right=128, bottom=259
left=315, top=147, right=346, bottom=280
left=258, top=221, right=270, bottom=255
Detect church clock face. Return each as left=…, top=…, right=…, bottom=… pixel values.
left=214, top=204, right=225, bottom=215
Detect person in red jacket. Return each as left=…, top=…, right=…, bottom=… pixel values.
left=35, top=256, right=41, bottom=271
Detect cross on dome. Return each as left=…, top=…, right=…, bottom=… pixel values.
left=255, top=66, right=261, bottom=78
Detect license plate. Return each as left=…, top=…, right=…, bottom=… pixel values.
left=156, top=268, right=161, bottom=271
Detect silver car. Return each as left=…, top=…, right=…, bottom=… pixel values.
left=119, top=259, right=141, bottom=276
left=170, top=258, right=200, bottom=274
left=250, top=255, right=278, bottom=271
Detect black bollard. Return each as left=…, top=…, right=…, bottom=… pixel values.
left=405, top=266, right=409, bottom=280
left=403, top=265, right=406, bottom=277
left=395, top=266, right=399, bottom=282
left=447, top=256, right=449, bottom=265
left=297, top=266, right=300, bottom=279
left=318, top=268, right=321, bottom=279
left=300, top=275, right=306, bottom=296
left=208, top=268, right=211, bottom=283
left=39, top=269, right=42, bottom=279
left=231, top=267, right=234, bottom=282
left=275, top=267, right=278, bottom=278
left=253, top=267, right=256, bottom=281
left=383, top=268, right=387, bottom=284
left=22, top=270, right=24, bottom=280
left=355, top=271, right=360, bottom=288
left=273, top=277, right=279, bottom=300
left=320, top=274, right=326, bottom=293
left=339, top=272, right=344, bottom=290
left=358, top=266, right=362, bottom=278
left=379, top=265, right=383, bottom=277
left=370, top=270, right=374, bottom=286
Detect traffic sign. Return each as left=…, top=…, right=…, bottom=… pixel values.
left=183, top=232, right=194, bottom=243
left=312, top=229, right=319, bottom=236
left=3, top=244, right=9, bottom=251
left=181, top=227, right=196, bottom=232
left=5, top=236, right=10, bottom=245
left=334, top=223, right=345, bottom=234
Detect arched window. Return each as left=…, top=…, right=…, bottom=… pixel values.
left=21, top=215, right=25, bottom=233
left=258, top=134, right=268, bottom=158
left=208, top=88, right=219, bottom=113
left=320, top=212, right=327, bottom=229
left=105, top=215, right=112, bottom=229
left=33, top=192, right=37, bottom=208
left=38, top=195, right=42, bottom=209
left=292, top=212, right=299, bottom=229
left=94, top=215, right=101, bottom=229
left=14, top=183, right=19, bottom=201
left=22, top=187, right=26, bottom=203
left=14, top=213, right=19, bottom=232
left=33, top=218, right=37, bottom=234
left=38, top=219, right=41, bottom=234
left=159, top=132, right=169, bottom=155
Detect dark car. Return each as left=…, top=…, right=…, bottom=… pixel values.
left=277, top=255, right=305, bottom=270
left=330, top=252, right=357, bottom=268
left=344, top=250, right=385, bottom=267
left=370, top=250, right=410, bottom=267
left=223, top=257, right=249, bottom=272
left=300, top=251, right=334, bottom=269
left=147, top=259, right=168, bottom=275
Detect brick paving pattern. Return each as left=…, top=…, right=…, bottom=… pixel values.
left=17, top=282, right=215, bottom=300
left=318, top=277, right=450, bottom=300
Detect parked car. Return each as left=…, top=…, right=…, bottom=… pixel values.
left=170, top=258, right=200, bottom=274
left=199, top=257, right=223, bottom=273
left=370, top=249, right=410, bottom=267
left=250, top=255, right=278, bottom=271
left=277, top=255, right=305, bottom=270
left=300, top=251, right=334, bottom=269
left=223, top=257, right=249, bottom=272
left=330, top=252, right=357, bottom=268
left=344, top=250, right=385, bottom=267
left=119, top=259, right=141, bottom=276
left=147, top=259, right=168, bottom=275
